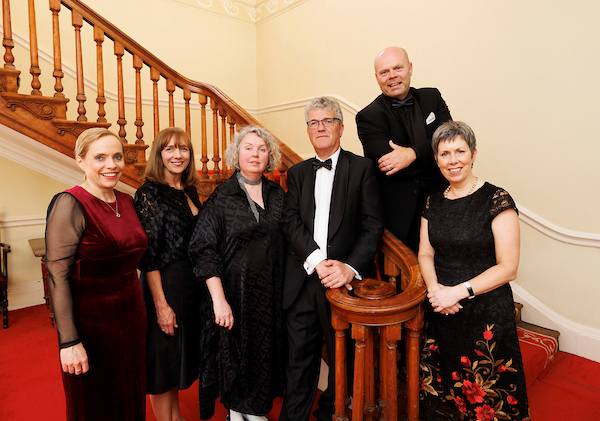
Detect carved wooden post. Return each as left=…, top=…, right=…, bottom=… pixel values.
left=2, top=0, right=15, bottom=69
left=220, top=107, right=228, bottom=176
left=27, top=0, right=41, bottom=95
left=405, top=314, right=424, bottom=421
left=94, top=26, right=106, bottom=123
left=114, top=41, right=127, bottom=141
left=49, top=0, right=64, bottom=97
left=364, top=327, right=376, bottom=421
left=72, top=10, right=86, bottom=121
left=210, top=98, right=221, bottom=178
left=352, top=324, right=368, bottom=421
left=383, top=324, right=402, bottom=421
left=133, top=54, right=144, bottom=144
left=332, top=314, right=349, bottom=421
left=184, top=89, right=191, bottom=136
left=166, top=79, right=175, bottom=127
left=199, top=94, right=209, bottom=178
left=150, top=67, right=160, bottom=136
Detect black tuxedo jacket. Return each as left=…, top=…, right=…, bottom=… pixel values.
left=356, top=87, right=451, bottom=244
left=280, top=149, right=384, bottom=310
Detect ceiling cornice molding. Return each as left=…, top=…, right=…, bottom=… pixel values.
left=163, top=0, right=308, bottom=24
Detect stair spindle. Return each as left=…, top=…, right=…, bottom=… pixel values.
left=133, top=54, right=144, bottom=144
left=72, top=10, right=86, bottom=121
left=114, top=41, right=127, bottom=141
left=150, top=67, right=160, bottom=136
left=227, top=114, right=236, bottom=176
left=211, top=98, right=221, bottom=178
left=199, top=94, right=209, bottom=178
left=220, top=108, right=228, bottom=176
left=2, top=0, right=15, bottom=70
left=184, top=89, right=191, bottom=136
left=49, top=0, right=64, bottom=98
left=27, top=0, right=41, bottom=95
left=166, top=79, right=175, bottom=127
left=93, top=26, right=107, bottom=123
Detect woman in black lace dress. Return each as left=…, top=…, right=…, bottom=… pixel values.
left=134, top=127, right=202, bottom=421
left=419, top=121, right=530, bottom=420
left=189, top=126, right=286, bottom=421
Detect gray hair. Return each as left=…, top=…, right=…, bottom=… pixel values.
left=304, top=96, right=344, bottom=124
left=225, top=125, right=281, bottom=173
left=432, top=121, right=477, bottom=155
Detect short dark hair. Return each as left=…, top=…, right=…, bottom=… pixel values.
left=432, top=121, right=477, bottom=155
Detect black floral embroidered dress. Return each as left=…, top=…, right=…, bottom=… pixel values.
left=420, top=182, right=530, bottom=421
left=188, top=173, right=286, bottom=419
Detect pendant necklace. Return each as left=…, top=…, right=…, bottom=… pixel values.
left=105, top=195, right=121, bottom=218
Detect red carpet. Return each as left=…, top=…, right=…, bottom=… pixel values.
left=0, top=305, right=317, bottom=420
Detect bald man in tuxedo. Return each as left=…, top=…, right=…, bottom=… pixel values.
left=280, top=96, right=384, bottom=421
left=356, top=47, right=452, bottom=251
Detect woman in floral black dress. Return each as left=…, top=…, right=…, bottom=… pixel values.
left=189, top=126, right=285, bottom=421
left=419, top=121, right=530, bottom=421
left=134, top=127, right=202, bottom=421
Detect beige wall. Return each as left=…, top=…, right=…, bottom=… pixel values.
left=2, top=0, right=599, bottom=336
left=255, top=0, right=600, bottom=330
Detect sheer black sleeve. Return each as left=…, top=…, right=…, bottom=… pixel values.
left=133, top=183, right=165, bottom=273
left=45, top=193, right=86, bottom=348
left=489, top=188, right=518, bottom=219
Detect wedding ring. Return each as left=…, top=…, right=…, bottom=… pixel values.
left=75, top=368, right=82, bottom=372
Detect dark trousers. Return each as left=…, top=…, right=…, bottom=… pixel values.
left=280, top=275, right=335, bottom=421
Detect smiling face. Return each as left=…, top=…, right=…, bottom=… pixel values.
left=374, top=47, right=413, bottom=100
left=76, top=135, right=125, bottom=194
left=307, top=108, right=344, bottom=160
left=161, top=136, right=191, bottom=181
left=238, top=132, right=269, bottom=180
left=435, top=136, right=477, bottom=186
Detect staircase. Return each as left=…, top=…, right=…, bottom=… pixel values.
left=0, top=0, right=303, bottom=198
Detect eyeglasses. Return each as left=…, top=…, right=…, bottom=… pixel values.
left=306, top=118, right=341, bottom=129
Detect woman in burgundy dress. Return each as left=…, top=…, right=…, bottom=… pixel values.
left=45, top=128, right=148, bottom=420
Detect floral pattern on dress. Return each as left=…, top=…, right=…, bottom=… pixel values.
left=421, top=325, right=531, bottom=421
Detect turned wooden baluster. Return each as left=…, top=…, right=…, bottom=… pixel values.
left=166, top=79, right=175, bottom=127
left=27, top=0, right=41, bottom=95
left=220, top=108, right=228, bottom=176
left=184, top=89, right=191, bottom=135
left=332, top=315, right=349, bottom=421
left=352, top=324, right=367, bottom=421
left=199, top=94, right=209, bottom=178
left=49, top=0, right=64, bottom=97
left=150, top=67, right=160, bottom=136
left=133, top=54, right=144, bottom=144
left=210, top=98, right=221, bottom=178
left=94, top=27, right=107, bottom=123
left=405, top=314, right=424, bottom=421
left=72, top=10, right=86, bottom=121
left=2, top=0, right=15, bottom=69
left=114, top=41, right=127, bottom=141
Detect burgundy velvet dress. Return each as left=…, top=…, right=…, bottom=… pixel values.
left=46, top=186, right=148, bottom=421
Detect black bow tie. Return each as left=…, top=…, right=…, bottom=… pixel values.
left=391, top=97, right=414, bottom=109
left=313, top=158, right=332, bottom=171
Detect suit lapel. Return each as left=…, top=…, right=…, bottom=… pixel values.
left=301, top=159, right=317, bottom=236
left=328, top=150, right=348, bottom=242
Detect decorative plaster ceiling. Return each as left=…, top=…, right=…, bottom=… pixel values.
left=165, top=0, right=307, bottom=23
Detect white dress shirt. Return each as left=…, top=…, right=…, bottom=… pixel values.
left=303, top=148, right=360, bottom=279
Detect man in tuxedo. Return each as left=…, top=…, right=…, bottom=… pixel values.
left=279, top=96, right=384, bottom=421
left=356, top=46, right=452, bottom=251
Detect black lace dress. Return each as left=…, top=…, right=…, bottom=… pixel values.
left=420, top=182, right=530, bottom=421
left=188, top=174, right=286, bottom=419
left=134, top=182, right=203, bottom=394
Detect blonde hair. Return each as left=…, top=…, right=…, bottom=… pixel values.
left=225, top=125, right=281, bottom=173
left=143, top=127, right=200, bottom=187
left=75, top=128, right=121, bottom=158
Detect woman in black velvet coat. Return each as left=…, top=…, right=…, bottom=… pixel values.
left=189, top=125, right=286, bottom=421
